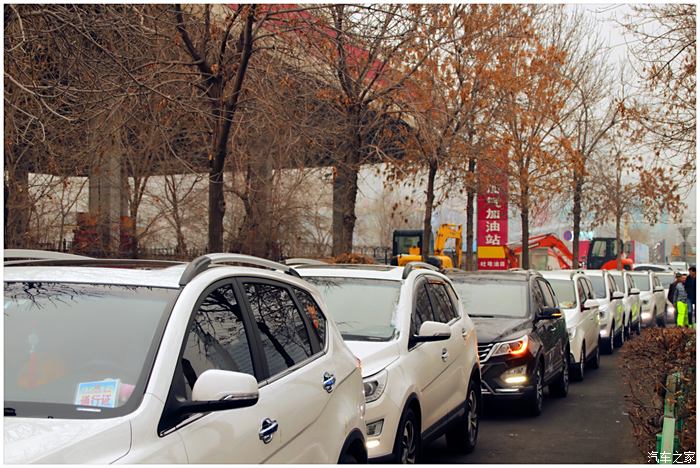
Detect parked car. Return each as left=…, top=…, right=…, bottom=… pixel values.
left=582, top=270, right=625, bottom=353
left=608, top=270, right=642, bottom=336
left=540, top=270, right=601, bottom=381
left=629, top=271, right=668, bottom=327
left=4, top=253, right=367, bottom=464
left=297, top=262, right=481, bottom=463
left=669, top=261, right=690, bottom=273
left=446, top=270, right=569, bottom=417
left=655, top=271, right=677, bottom=323
left=633, top=263, right=672, bottom=272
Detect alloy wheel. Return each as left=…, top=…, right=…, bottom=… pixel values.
left=401, top=418, right=417, bottom=464
left=467, top=389, right=478, bottom=446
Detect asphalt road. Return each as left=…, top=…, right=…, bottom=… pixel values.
left=423, top=348, right=645, bottom=464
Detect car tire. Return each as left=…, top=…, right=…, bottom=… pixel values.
left=392, top=407, right=420, bottom=464
left=614, top=323, right=625, bottom=348
left=636, top=318, right=642, bottom=335
left=587, top=341, right=601, bottom=369
left=549, top=351, right=569, bottom=398
left=338, top=452, right=360, bottom=464
left=571, top=344, right=585, bottom=382
left=602, top=322, right=614, bottom=354
left=445, top=381, right=479, bottom=454
left=525, top=363, right=544, bottom=417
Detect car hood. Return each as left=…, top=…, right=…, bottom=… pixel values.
left=344, top=340, right=400, bottom=378
left=471, top=317, right=532, bottom=344
left=4, top=416, right=131, bottom=464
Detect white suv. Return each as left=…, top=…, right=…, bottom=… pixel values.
left=629, top=271, right=668, bottom=327
left=4, top=254, right=366, bottom=464
left=297, top=262, right=481, bottom=463
left=540, top=270, right=601, bottom=381
left=608, top=270, right=642, bottom=336
left=583, top=270, right=625, bottom=354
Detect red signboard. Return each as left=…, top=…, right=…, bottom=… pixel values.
left=477, top=177, right=509, bottom=270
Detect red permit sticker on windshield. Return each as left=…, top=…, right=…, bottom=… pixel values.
left=75, top=379, right=120, bottom=408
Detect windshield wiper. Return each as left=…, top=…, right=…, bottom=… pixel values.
left=5, top=407, right=16, bottom=416
left=469, top=314, right=495, bottom=318
left=341, top=333, right=390, bottom=342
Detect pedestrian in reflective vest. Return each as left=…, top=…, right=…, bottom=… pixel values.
left=673, top=273, right=690, bottom=327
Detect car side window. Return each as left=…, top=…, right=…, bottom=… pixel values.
left=181, top=283, right=255, bottom=396
left=412, top=282, right=435, bottom=335
left=426, top=282, right=458, bottom=323
left=583, top=278, right=595, bottom=300
left=607, top=276, right=616, bottom=297
left=532, top=280, right=546, bottom=311
left=293, top=288, right=327, bottom=348
left=538, top=280, right=556, bottom=308
left=576, top=279, right=587, bottom=308
left=626, top=275, right=634, bottom=291
left=244, top=282, right=313, bottom=378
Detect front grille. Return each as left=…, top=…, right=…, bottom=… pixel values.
left=478, top=343, right=494, bottom=362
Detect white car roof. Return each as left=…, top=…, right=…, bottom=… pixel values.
left=296, top=264, right=405, bottom=281
left=582, top=269, right=606, bottom=277
left=540, top=270, right=583, bottom=280
left=3, top=264, right=309, bottom=289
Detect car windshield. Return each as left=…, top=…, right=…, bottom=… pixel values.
left=587, top=276, right=607, bottom=299
left=303, top=277, right=400, bottom=341
left=657, top=274, right=674, bottom=289
left=548, top=279, right=577, bottom=309
left=630, top=274, right=651, bottom=291
left=4, top=282, right=176, bottom=419
left=452, top=280, right=529, bottom=319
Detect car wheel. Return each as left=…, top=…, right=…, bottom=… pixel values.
left=587, top=341, right=601, bottom=369
left=525, top=363, right=544, bottom=417
left=602, top=322, right=614, bottom=354
left=339, top=452, right=360, bottom=464
left=614, top=323, right=625, bottom=348
left=445, top=381, right=479, bottom=454
left=393, top=407, right=420, bottom=464
left=636, top=318, right=642, bottom=335
left=571, top=344, right=585, bottom=382
left=549, top=351, right=569, bottom=397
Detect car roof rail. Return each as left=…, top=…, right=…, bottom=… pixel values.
left=179, top=253, right=301, bottom=286
left=402, top=261, right=440, bottom=279
left=4, top=249, right=93, bottom=261
left=283, top=258, right=328, bottom=266
left=4, top=258, right=184, bottom=268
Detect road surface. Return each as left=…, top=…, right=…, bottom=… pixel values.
left=423, top=349, right=644, bottom=463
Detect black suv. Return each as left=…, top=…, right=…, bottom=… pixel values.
left=446, top=270, right=569, bottom=416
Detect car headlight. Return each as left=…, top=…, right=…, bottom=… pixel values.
left=363, top=370, right=388, bottom=403
left=599, top=304, right=608, bottom=319
left=491, top=335, right=529, bottom=357
left=567, top=327, right=577, bottom=339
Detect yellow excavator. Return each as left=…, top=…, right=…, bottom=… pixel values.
left=390, top=224, right=463, bottom=269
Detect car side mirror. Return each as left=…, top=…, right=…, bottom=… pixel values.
left=630, top=288, right=640, bottom=295
left=612, top=291, right=625, bottom=300
left=537, top=306, right=562, bottom=320
left=582, top=299, right=599, bottom=311
left=410, top=321, right=451, bottom=346
left=178, top=370, right=259, bottom=418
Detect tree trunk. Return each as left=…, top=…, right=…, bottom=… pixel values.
left=208, top=164, right=225, bottom=253
left=615, top=213, right=622, bottom=271
left=4, top=164, right=30, bottom=248
left=520, top=191, right=530, bottom=270
left=422, top=159, right=438, bottom=262
left=232, top=154, right=273, bottom=258
left=572, top=171, right=582, bottom=269
left=465, top=157, right=477, bottom=270
left=331, top=160, right=359, bottom=256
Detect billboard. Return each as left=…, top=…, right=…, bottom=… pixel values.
left=477, top=177, right=508, bottom=270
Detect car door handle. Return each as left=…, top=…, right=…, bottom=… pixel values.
left=323, top=372, right=336, bottom=393
left=441, top=348, right=449, bottom=362
left=259, top=418, right=278, bottom=444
